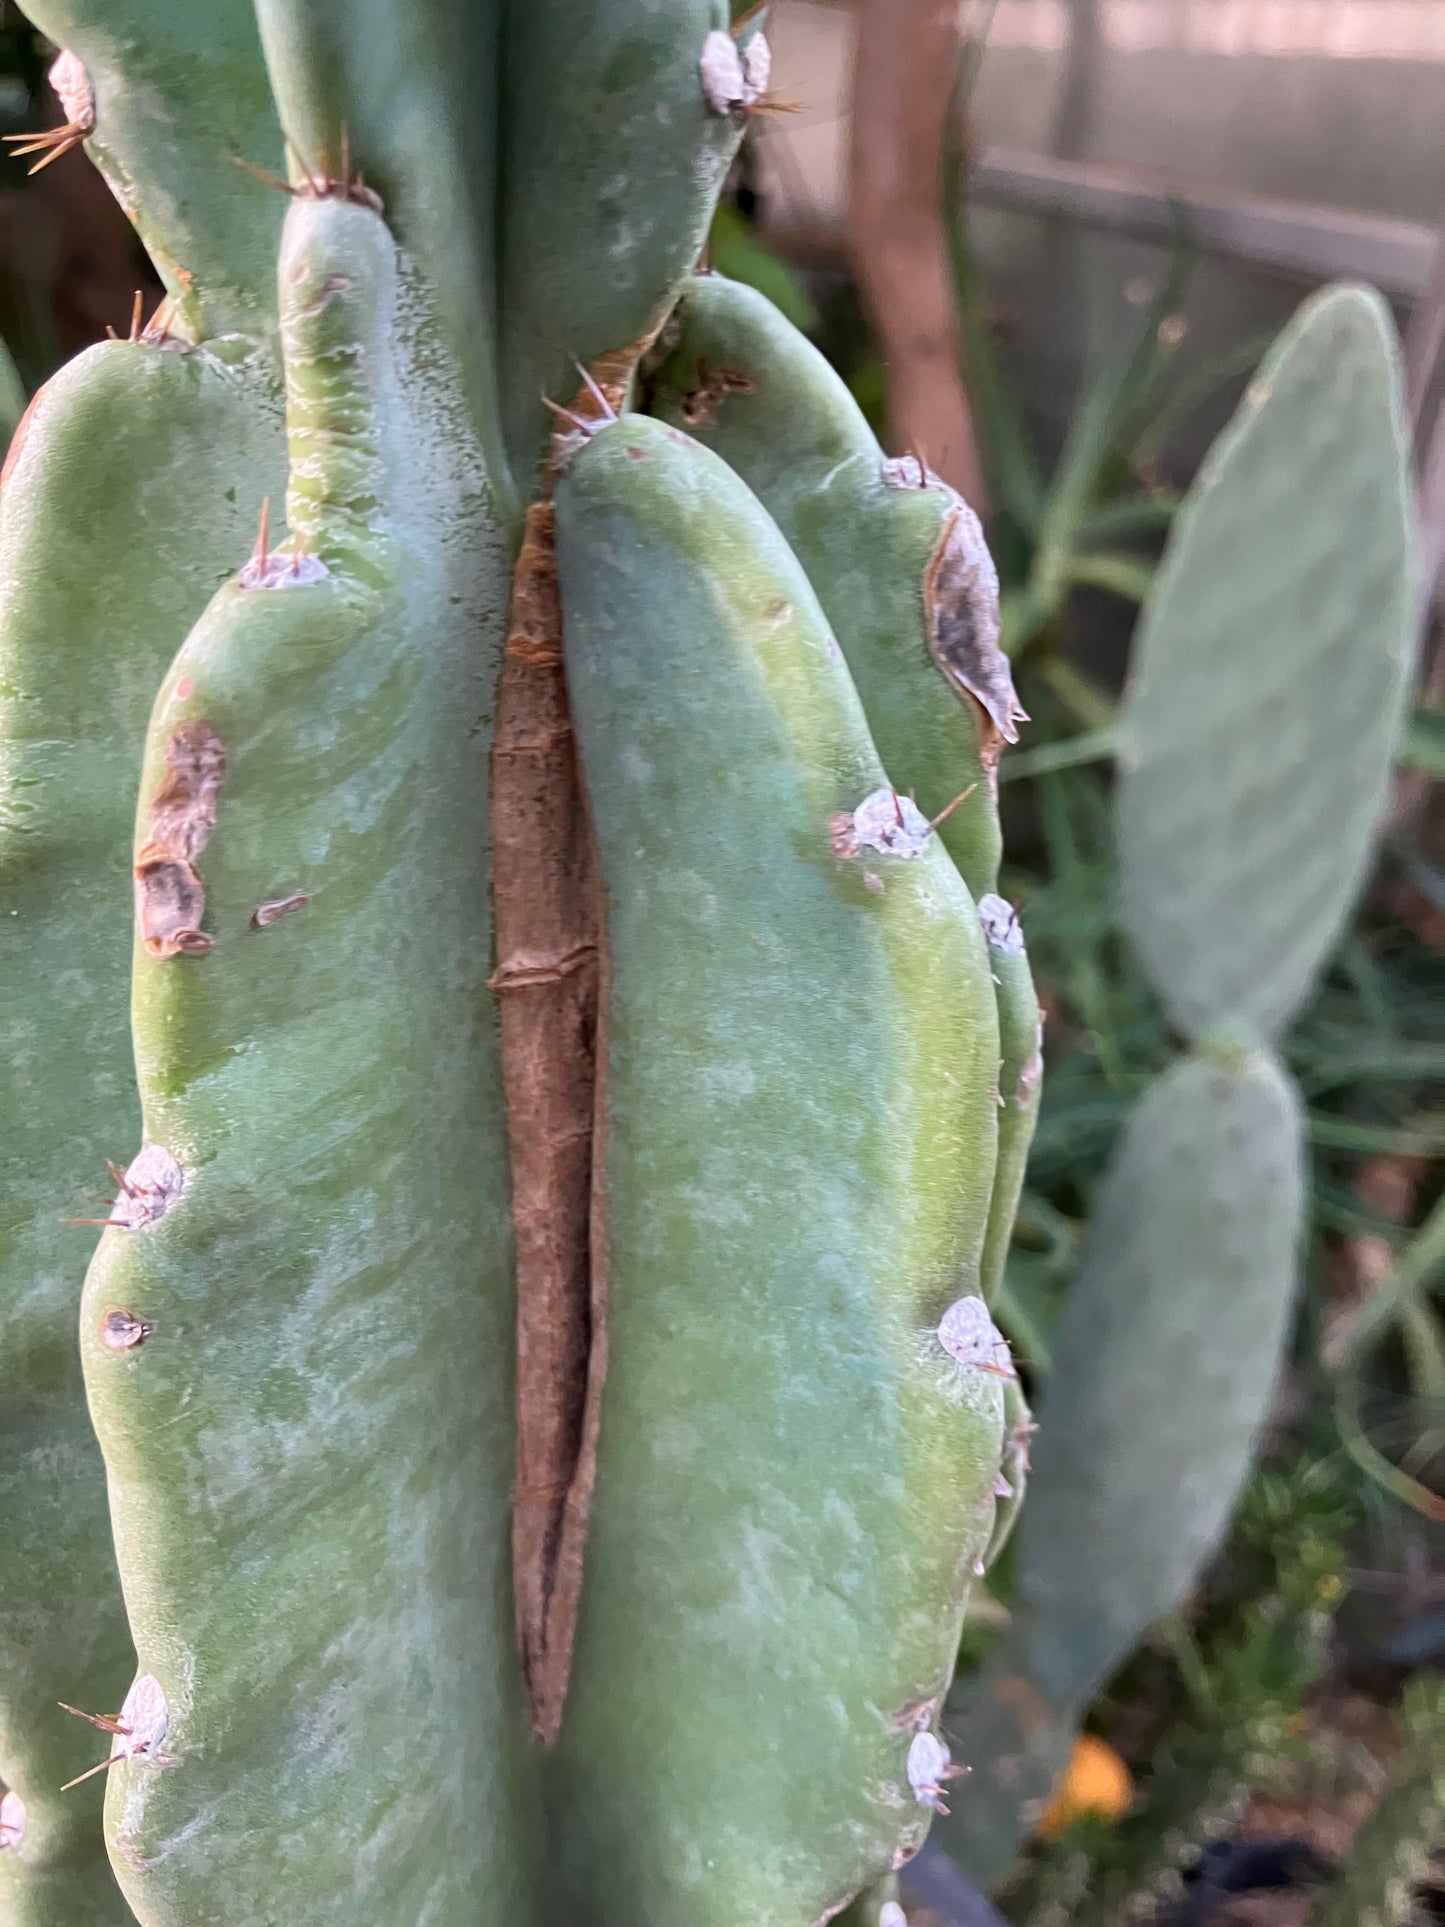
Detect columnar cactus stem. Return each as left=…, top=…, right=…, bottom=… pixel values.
left=0, top=340, right=282, bottom=1925
left=16, top=0, right=286, bottom=340
left=1, top=9, right=1043, bottom=1923
left=645, top=275, right=1043, bottom=1317
left=547, top=414, right=1007, bottom=1924
left=646, top=275, right=1023, bottom=899
left=78, top=193, right=535, bottom=1926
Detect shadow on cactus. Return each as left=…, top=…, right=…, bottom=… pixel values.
left=0, top=10, right=1422, bottom=1927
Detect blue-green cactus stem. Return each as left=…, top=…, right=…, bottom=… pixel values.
left=78, top=194, right=536, bottom=1927
left=548, top=412, right=1007, bottom=1925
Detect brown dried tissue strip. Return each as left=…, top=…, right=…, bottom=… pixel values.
left=923, top=503, right=1027, bottom=780
left=492, top=500, right=608, bottom=1745
left=134, top=722, right=225, bottom=958
left=491, top=337, right=664, bottom=1742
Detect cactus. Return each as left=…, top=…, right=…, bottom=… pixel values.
left=545, top=413, right=1004, bottom=1924
left=643, top=275, right=1044, bottom=1319
left=1118, top=285, right=1419, bottom=1047
left=1, top=9, right=1025, bottom=1926
left=940, top=285, right=1419, bottom=1894
left=1, top=4, right=1420, bottom=1915
left=0, top=331, right=284, bottom=1922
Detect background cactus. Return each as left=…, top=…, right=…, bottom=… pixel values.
left=938, top=284, right=1420, bottom=1896
left=0, top=6, right=1027, bottom=1924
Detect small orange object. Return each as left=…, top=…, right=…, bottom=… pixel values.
left=1034, top=1734, right=1134, bottom=1838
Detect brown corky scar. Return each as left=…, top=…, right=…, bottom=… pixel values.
left=133, top=722, right=225, bottom=960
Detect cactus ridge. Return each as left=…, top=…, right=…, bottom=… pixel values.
left=645, top=270, right=1043, bottom=1315
left=646, top=273, right=1021, bottom=900
left=548, top=413, right=1007, bottom=1925
left=77, top=195, right=536, bottom=1926
left=16, top=0, right=286, bottom=340
left=0, top=339, right=283, bottom=1927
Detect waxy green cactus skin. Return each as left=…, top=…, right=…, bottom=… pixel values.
left=942, top=1048, right=1304, bottom=1891
left=18, top=0, right=285, bottom=341
left=645, top=272, right=1043, bottom=1314
left=78, top=198, right=536, bottom=1926
left=0, top=343, right=282, bottom=1926
left=0, top=346, right=23, bottom=442
left=977, top=898, right=1043, bottom=1312
left=252, top=0, right=512, bottom=506
left=647, top=274, right=1017, bottom=900
left=549, top=415, right=1007, bottom=1926
left=498, top=4, right=745, bottom=483
left=4, top=6, right=1039, bottom=1920
left=1119, top=284, right=1418, bottom=1048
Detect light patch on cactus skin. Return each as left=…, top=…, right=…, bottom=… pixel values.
left=977, top=892, right=1024, bottom=955
left=906, top=1730, right=961, bottom=1814
left=237, top=496, right=330, bottom=591
left=58, top=1674, right=171, bottom=1790
left=1017, top=1015, right=1045, bottom=1105
left=923, top=504, right=1026, bottom=763
left=1, top=49, right=94, bottom=174
left=879, top=1904, right=908, bottom=1927
left=830, top=789, right=931, bottom=860
left=881, top=453, right=944, bottom=492
left=47, top=50, right=94, bottom=136
left=237, top=550, right=329, bottom=591
left=100, top=1308, right=157, bottom=1351
left=110, top=1145, right=183, bottom=1231
left=134, top=722, right=224, bottom=959
left=115, top=1675, right=169, bottom=1761
left=937, top=1295, right=1014, bottom=1377
left=699, top=29, right=772, bottom=115
left=0, top=1788, right=24, bottom=1849
left=250, top=891, right=311, bottom=928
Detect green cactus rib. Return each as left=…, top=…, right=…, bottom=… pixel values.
left=983, top=1376, right=1033, bottom=1573
left=15, top=0, right=284, bottom=341
left=252, top=0, right=511, bottom=511
left=645, top=271, right=1042, bottom=1316
left=0, top=341, right=282, bottom=1927
left=548, top=413, right=1007, bottom=1926
left=1119, top=283, right=1419, bottom=1048
left=977, top=896, right=1043, bottom=1311
left=940, top=1045, right=1305, bottom=1893
left=77, top=196, right=535, bottom=1926
left=645, top=273, right=1025, bottom=901
left=498, top=5, right=746, bottom=485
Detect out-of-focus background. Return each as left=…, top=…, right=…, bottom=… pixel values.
left=2, top=3, right=1440, bottom=1921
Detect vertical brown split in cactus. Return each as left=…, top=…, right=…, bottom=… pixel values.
left=491, top=339, right=663, bottom=1743
left=491, top=500, right=607, bottom=1745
